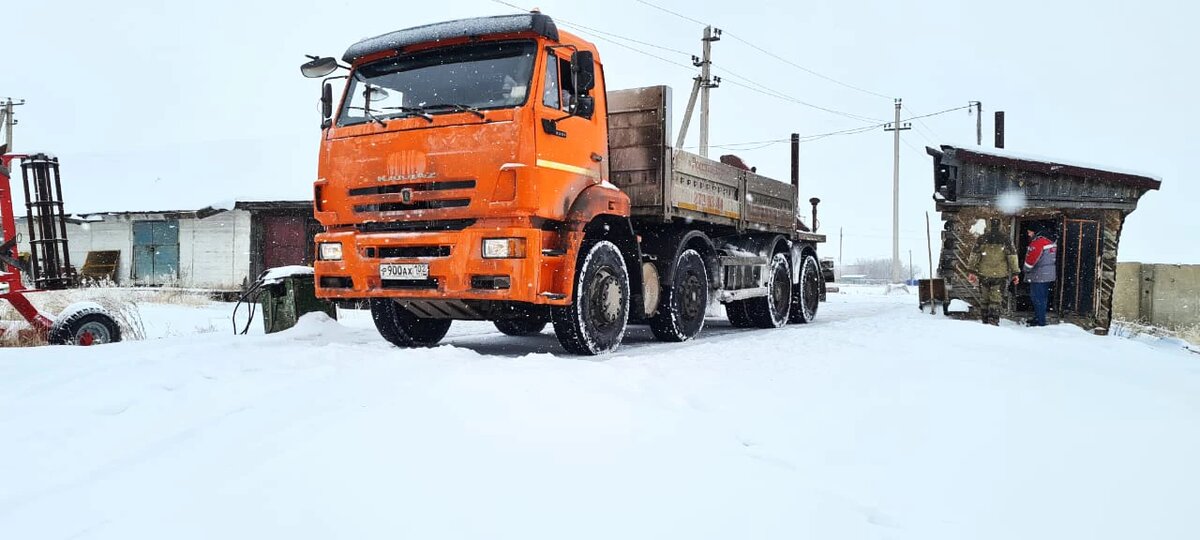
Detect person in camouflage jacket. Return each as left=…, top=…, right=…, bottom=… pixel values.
left=966, top=219, right=1021, bottom=325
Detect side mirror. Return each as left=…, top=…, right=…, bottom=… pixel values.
left=321, top=82, right=333, bottom=129
left=301, top=56, right=339, bottom=78
left=572, top=95, right=595, bottom=120
left=570, top=50, right=595, bottom=94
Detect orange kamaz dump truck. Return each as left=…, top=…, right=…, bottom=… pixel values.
left=301, top=11, right=826, bottom=354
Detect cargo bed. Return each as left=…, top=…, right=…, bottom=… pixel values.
left=607, top=85, right=796, bottom=235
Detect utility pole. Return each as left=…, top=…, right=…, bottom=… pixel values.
left=674, top=26, right=721, bottom=155
left=883, top=98, right=911, bottom=284
left=969, top=101, right=982, bottom=146
left=1, top=98, right=25, bottom=152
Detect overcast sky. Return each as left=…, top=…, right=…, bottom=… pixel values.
left=2, top=0, right=1195, bottom=265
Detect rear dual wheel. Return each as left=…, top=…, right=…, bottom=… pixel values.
left=649, top=249, right=709, bottom=342
left=788, top=253, right=821, bottom=324
left=726, top=253, right=792, bottom=329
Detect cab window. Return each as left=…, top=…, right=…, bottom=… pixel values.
left=542, top=52, right=560, bottom=109
left=542, top=53, right=575, bottom=111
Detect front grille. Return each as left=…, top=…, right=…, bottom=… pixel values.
left=377, top=246, right=451, bottom=258
left=348, top=180, right=476, bottom=196
left=355, top=219, right=476, bottom=233
left=381, top=278, right=439, bottom=290
left=354, top=199, right=470, bottom=213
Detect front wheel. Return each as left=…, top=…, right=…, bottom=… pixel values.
left=552, top=240, right=630, bottom=355
left=649, top=249, right=709, bottom=342
left=788, top=253, right=821, bottom=324
left=369, top=299, right=451, bottom=348
left=494, top=317, right=548, bottom=336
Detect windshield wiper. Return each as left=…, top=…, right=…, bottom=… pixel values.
left=417, top=103, right=487, bottom=119
left=346, top=106, right=389, bottom=127
left=379, top=106, right=434, bottom=123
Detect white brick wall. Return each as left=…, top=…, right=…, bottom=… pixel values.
left=14, top=210, right=254, bottom=290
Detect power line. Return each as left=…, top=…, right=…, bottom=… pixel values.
left=493, top=0, right=886, bottom=125
left=565, top=25, right=695, bottom=70
left=633, top=0, right=709, bottom=26
left=901, top=104, right=942, bottom=144
left=712, top=66, right=884, bottom=124
left=635, top=0, right=895, bottom=100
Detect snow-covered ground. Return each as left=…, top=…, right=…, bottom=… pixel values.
left=2, top=288, right=1199, bottom=539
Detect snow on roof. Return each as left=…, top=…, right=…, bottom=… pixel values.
left=934, top=145, right=1162, bottom=190
left=259, top=265, right=314, bottom=285
left=36, top=199, right=313, bottom=220
left=342, top=13, right=559, bottom=63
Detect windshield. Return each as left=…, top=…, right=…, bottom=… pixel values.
left=339, top=40, right=537, bottom=126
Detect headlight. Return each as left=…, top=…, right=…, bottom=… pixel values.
left=481, top=238, right=526, bottom=259
left=318, top=242, right=344, bottom=261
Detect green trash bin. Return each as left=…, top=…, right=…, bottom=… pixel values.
left=259, top=270, right=337, bottom=334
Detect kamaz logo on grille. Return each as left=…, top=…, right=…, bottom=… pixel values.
left=380, top=150, right=435, bottom=182
left=376, top=172, right=436, bottom=182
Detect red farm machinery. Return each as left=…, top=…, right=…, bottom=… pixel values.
left=0, top=150, right=121, bottom=345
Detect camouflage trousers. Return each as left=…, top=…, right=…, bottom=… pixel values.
left=977, top=277, right=1008, bottom=310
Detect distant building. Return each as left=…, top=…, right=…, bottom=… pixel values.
left=15, top=201, right=316, bottom=291
left=928, top=145, right=1161, bottom=333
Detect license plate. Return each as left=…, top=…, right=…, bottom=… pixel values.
left=379, top=263, right=428, bottom=280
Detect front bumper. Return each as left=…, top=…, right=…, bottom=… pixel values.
left=313, top=226, right=571, bottom=305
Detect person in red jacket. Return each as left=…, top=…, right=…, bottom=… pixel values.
left=1024, top=226, right=1058, bottom=326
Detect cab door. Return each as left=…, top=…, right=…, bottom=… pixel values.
left=534, top=49, right=605, bottom=218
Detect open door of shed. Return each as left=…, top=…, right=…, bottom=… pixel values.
left=1059, top=219, right=1100, bottom=316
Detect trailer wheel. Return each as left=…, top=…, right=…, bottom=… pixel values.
left=494, top=317, right=548, bottom=336
left=369, top=299, right=451, bottom=348
left=788, top=254, right=822, bottom=324
left=552, top=240, right=629, bottom=355
left=746, top=253, right=792, bottom=328
left=49, top=304, right=121, bottom=346
left=649, top=249, right=708, bottom=342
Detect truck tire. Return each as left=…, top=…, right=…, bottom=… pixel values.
left=48, top=304, right=121, bottom=345
left=649, top=249, right=708, bottom=342
left=552, top=240, right=629, bottom=355
left=369, top=299, right=451, bottom=347
left=746, top=253, right=792, bottom=328
left=725, top=300, right=755, bottom=328
left=494, top=317, right=548, bottom=336
left=788, top=253, right=821, bottom=324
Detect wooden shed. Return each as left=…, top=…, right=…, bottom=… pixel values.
left=927, top=145, right=1161, bottom=333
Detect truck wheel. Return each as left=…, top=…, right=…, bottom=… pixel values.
left=494, top=318, right=548, bottom=336
left=49, top=304, right=122, bottom=345
left=746, top=253, right=792, bottom=328
left=649, top=249, right=709, bottom=342
left=725, top=300, right=755, bottom=328
left=552, top=240, right=629, bottom=355
left=788, top=254, right=821, bottom=324
left=369, top=299, right=451, bottom=347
